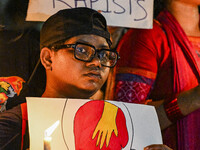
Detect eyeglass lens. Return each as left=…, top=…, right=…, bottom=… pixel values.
left=74, top=43, right=117, bottom=67
left=75, top=44, right=95, bottom=61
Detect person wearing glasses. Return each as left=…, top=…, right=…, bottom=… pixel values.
left=0, top=7, right=171, bottom=150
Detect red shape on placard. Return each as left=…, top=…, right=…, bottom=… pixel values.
left=74, top=100, right=129, bottom=150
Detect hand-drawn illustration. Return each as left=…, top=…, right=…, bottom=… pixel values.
left=27, top=98, right=162, bottom=150
left=73, top=100, right=129, bottom=150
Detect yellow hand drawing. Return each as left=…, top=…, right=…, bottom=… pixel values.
left=92, top=102, right=118, bottom=149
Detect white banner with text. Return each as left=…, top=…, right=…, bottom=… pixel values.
left=26, top=0, right=154, bottom=29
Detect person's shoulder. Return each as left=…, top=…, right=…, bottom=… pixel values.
left=0, top=104, right=24, bottom=150
left=117, top=20, right=168, bottom=53
left=0, top=104, right=22, bottom=121
left=125, top=19, right=165, bottom=37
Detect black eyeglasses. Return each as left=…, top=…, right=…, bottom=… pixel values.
left=51, top=42, right=120, bottom=68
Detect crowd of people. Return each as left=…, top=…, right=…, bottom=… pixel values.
left=0, top=0, right=200, bottom=149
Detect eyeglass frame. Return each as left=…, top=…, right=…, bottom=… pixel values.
left=50, top=42, right=120, bottom=68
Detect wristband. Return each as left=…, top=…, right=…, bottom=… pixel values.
left=164, top=98, right=184, bottom=122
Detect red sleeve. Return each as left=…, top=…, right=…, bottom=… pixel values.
left=114, top=21, right=169, bottom=103
left=117, top=21, right=167, bottom=75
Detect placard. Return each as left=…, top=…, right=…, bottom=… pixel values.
left=26, top=0, right=154, bottom=29
left=27, top=97, right=162, bottom=150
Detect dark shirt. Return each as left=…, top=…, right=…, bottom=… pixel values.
left=0, top=105, right=22, bottom=150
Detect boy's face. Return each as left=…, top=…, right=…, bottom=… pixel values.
left=46, top=34, right=110, bottom=98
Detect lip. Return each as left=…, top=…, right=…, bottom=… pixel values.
left=84, top=71, right=102, bottom=80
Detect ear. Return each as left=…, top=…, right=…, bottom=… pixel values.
left=40, top=47, right=53, bottom=70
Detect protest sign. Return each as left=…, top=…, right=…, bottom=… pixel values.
left=27, top=97, right=162, bottom=150
left=26, top=0, right=154, bottom=28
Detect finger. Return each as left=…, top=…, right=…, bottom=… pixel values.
left=100, top=130, right=107, bottom=149
left=106, top=131, right=112, bottom=147
left=92, top=128, right=98, bottom=139
left=114, top=128, right=118, bottom=136
left=96, top=131, right=102, bottom=146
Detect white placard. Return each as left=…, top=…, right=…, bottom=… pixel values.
left=26, top=0, right=154, bottom=29
left=27, top=97, right=162, bottom=150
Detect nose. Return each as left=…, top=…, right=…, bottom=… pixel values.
left=85, top=54, right=102, bottom=68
